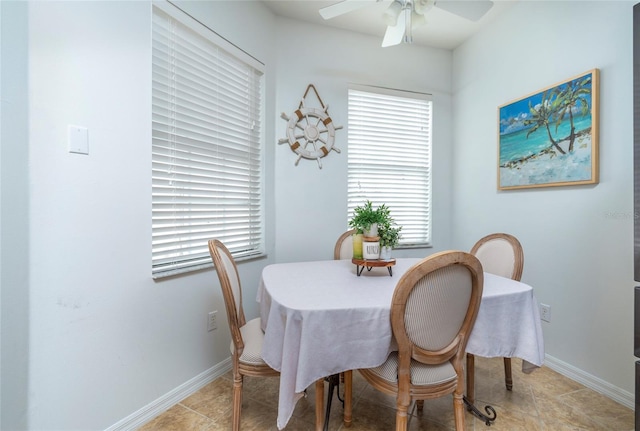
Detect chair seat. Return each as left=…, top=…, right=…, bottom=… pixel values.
left=367, top=351, right=457, bottom=386
left=230, top=317, right=268, bottom=366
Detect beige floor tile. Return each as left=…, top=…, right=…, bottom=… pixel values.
left=474, top=380, right=536, bottom=416
left=556, top=388, right=635, bottom=431
left=180, top=378, right=234, bottom=419
left=346, top=396, right=399, bottom=430
left=137, top=404, right=217, bottom=431
left=533, top=390, right=611, bottom=431
left=408, top=398, right=472, bottom=431
left=137, top=358, right=635, bottom=431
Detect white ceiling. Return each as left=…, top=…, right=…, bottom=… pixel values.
left=261, top=0, right=517, bottom=50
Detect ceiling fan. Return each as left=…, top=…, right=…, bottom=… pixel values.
left=319, top=0, right=494, bottom=47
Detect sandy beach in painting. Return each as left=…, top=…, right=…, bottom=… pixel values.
left=499, top=129, right=593, bottom=188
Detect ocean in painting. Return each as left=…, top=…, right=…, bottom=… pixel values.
left=499, top=114, right=592, bottom=166
left=498, top=113, right=594, bottom=188
left=499, top=133, right=593, bottom=188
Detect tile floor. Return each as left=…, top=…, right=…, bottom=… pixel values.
left=138, top=357, right=634, bottom=430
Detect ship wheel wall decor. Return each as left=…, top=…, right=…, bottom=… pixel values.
left=278, top=84, right=343, bottom=169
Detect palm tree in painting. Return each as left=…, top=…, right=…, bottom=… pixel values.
left=523, top=91, right=566, bottom=155
left=551, top=75, right=592, bottom=153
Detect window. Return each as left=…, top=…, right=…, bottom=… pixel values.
left=152, top=2, right=265, bottom=278
left=347, top=85, right=432, bottom=247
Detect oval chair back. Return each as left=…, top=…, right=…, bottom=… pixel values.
left=334, top=229, right=356, bottom=260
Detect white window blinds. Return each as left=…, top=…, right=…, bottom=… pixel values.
left=347, top=85, right=432, bottom=247
left=152, top=3, right=265, bottom=278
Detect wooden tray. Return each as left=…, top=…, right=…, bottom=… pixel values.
left=351, top=258, right=396, bottom=276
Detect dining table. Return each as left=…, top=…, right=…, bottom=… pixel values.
left=257, top=257, right=545, bottom=430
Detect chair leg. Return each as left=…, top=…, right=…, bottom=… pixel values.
left=395, top=410, right=409, bottom=431
left=232, top=373, right=243, bottom=431
left=395, top=398, right=410, bottom=431
left=453, top=392, right=466, bottom=431
left=343, top=370, right=352, bottom=427
left=466, top=353, right=475, bottom=404
left=503, top=357, right=513, bottom=390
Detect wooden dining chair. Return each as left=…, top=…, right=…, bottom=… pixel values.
left=208, top=239, right=279, bottom=431
left=468, top=232, right=524, bottom=395
left=358, top=251, right=484, bottom=431
left=334, top=229, right=356, bottom=260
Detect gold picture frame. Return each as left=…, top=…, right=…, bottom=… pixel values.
left=498, top=69, right=599, bottom=190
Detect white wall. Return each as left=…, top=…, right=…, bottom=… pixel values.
left=23, top=1, right=276, bottom=429
left=273, top=18, right=454, bottom=263
left=1, top=1, right=30, bottom=429
left=452, top=0, right=635, bottom=400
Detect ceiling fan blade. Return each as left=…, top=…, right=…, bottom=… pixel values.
left=434, top=0, right=493, bottom=21
left=381, top=8, right=409, bottom=47
left=319, top=0, right=379, bottom=20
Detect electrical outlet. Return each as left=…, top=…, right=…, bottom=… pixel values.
left=207, top=311, right=218, bottom=331
left=540, top=303, right=551, bottom=323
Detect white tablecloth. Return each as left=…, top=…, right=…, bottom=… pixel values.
left=257, top=258, right=544, bottom=430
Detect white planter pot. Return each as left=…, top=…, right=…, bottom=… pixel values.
left=363, top=223, right=378, bottom=238
left=363, top=240, right=380, bottom=259
left=379, top=246, right=392, bottom=260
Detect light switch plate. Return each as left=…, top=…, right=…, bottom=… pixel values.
left=68, top=125, right=89, bottom=155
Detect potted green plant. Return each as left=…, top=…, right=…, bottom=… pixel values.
left=349, top=200, right=391, bottom=238
left=379, top=225, right=402, bottom=248
left=379, top=224, right=402, bottom=260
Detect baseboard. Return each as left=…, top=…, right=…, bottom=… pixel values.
left=544, top=354, right=634, bottom=410
left=105, top=357, right=232, bottom=431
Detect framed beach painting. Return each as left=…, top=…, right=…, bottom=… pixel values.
left=498, top=69, right=599, bottom=190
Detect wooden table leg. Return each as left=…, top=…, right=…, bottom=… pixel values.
left=504, top=357, right=513, bottom=390
left=466, top=353, right=475, bottom=404
left=315, top=379, right=324, bottom=431
left=343, top=370, right=352, bottom=427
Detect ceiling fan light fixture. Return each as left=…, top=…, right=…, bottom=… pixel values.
left=414, top=0, right=435, bottom=15
left=411, top=10, right=426, bottom=29
left=383, top=1, right=403, bottom=26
